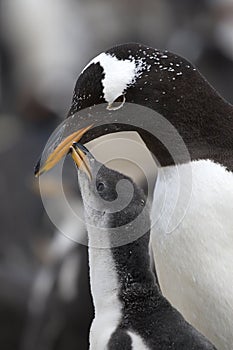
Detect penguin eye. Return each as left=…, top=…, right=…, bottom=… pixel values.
left=97, top=182, right=105, bottom=192
left=115, top=95, right=125, bottom=103
left=107, top=95, right=126, bottom=111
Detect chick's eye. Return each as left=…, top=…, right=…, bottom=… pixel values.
left=97, top=182, right=105, bottom=192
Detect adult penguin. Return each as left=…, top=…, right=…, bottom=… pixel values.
left=36, top=43, right=233, bottom=350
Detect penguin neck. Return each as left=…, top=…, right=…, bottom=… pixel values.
left=137, top=71, right=233, bottom=170
left=111, top=232, right=158, bottom=302
left=87, top=229, right=156, bottom=313
left=165, top=79, right=233, bottom=170
left=88, top=244, right=120, bottom=314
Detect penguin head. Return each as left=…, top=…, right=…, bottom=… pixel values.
left=35, top=43, right=201, bottom=178
left=69, top=42, right=197, bottom=117
left=70, top=143, right=148, bottom=230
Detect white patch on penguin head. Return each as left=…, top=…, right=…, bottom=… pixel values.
left=82, top=52, right=144, bottom=105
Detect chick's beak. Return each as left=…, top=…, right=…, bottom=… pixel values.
left=34, top=124, right=93, bottom=177
left=70, top=144, right=92, bottom=179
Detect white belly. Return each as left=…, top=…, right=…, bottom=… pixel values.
left=88, top=241, right=122, bottom=350
left=151, top=159, right=233, bottom=350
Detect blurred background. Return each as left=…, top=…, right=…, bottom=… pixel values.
left=1, top=0, right=233, bottom=349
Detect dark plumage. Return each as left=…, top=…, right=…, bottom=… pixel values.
left=69, top=43, right=233, bottom=171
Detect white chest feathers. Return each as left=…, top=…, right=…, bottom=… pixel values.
left=151, top=159, right=233, bottom=350
left=88, top=244, right=122, bottom=350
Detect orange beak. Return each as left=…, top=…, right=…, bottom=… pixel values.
left=70, top=145, right=92, bottom=179
left=35, top=124, right=93, bottom=177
